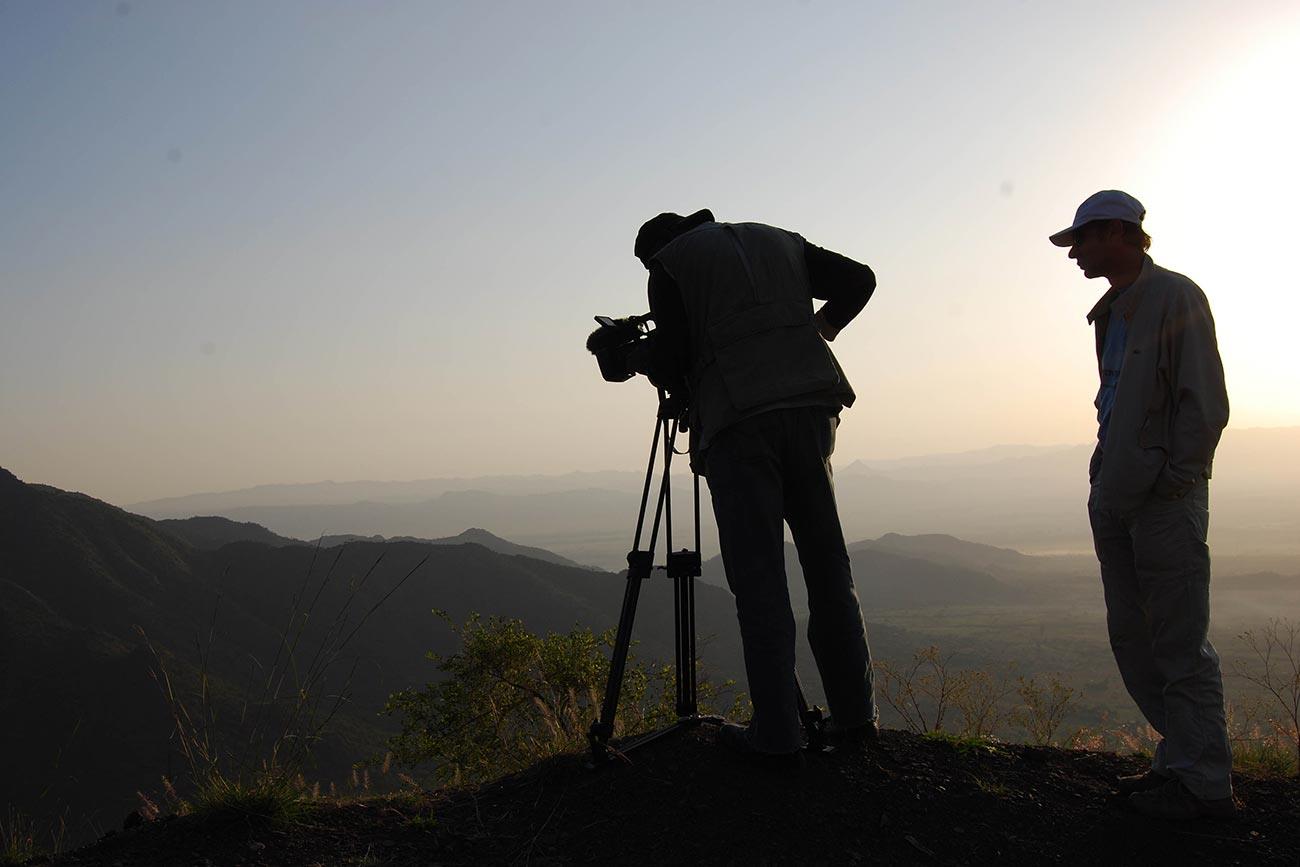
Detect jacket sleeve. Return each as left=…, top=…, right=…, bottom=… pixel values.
left=1157, top=285, right=1229, bottom=496
left=804, top=242, right=876, bottom=331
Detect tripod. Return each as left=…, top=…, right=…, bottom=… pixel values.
left=587, top=390, right=826, bottom=765
left=587, top=389, right=712, bottom=764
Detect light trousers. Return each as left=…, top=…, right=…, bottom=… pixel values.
left=1089, top=479, right=1232, bottom=800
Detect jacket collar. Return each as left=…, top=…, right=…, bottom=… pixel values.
left=1086, top=255, right=1154, bottom=325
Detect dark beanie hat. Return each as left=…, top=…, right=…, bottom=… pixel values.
left=634, top=209, right=714, bottom=264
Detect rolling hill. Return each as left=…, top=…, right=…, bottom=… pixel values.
left=0, top=467, right=744, bottom=843
left=159, top=517, right=587, bottom=568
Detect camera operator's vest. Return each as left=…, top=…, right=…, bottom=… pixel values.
left=653, top=221, right=855, bottom=454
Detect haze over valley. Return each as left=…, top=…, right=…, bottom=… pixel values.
left=131, top=426, right=1300, bottom=571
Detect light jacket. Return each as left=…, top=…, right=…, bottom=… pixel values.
left=1087, top=255, right=1229, bottom=513
left=652, top=221, right=854, bottom=455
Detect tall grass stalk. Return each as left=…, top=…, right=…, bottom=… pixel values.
left=138, top=543, right=429, bottom=819
left=0, top=808, right=65, bottom=866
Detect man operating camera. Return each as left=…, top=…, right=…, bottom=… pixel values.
left=633, top=209, right=879, bottom=766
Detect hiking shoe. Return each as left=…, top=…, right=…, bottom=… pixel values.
left=1126, top=779, right=1236, bottom=820
left=824, top=718, right=880, bottom=752
left=1115, top=769, right=1172, bottom=795
left=716, top=723, right=805, bottom=773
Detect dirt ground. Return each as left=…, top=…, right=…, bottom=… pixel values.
left=36, top=723, right=1300, bottom=866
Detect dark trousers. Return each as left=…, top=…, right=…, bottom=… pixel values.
left=1088, top=479, right=1232, bottom=799
left=705, top=406, right=877, bottom=753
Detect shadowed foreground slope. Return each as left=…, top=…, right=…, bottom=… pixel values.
left=48, top=725, right=1299, bottom=866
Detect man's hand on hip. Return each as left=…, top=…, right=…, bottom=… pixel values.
left=814, top=309, right=840, bottom=342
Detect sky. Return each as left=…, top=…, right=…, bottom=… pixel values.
left=2, top=0, right=1298, bottom=505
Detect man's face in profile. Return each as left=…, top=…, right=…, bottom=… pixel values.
left=1067, top=222, right=1113, bottom=280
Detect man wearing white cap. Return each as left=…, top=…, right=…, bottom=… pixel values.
left=1051, top=190, right=1233, bottom=819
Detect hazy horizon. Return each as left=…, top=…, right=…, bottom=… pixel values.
left=101, top=425, right=1300, bottom=574
left=77, top=422, right=1287, bottom=506
left=4, top=1, right=1299, bottom=506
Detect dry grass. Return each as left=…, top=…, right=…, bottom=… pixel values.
left=136, top=545, right=429, bottom=822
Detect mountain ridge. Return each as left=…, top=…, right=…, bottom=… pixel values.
left=156, top=517, right=587, bottom=568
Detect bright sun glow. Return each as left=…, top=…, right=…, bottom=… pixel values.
left=1140, top=17, right=1300, bottom=427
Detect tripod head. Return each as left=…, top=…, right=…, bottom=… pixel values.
left=657, top=390, right=690, bottom=431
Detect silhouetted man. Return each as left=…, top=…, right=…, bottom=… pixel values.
left=634, top=209, right=879, bottom=766
left=1051, top=191, right=1233, bottom=819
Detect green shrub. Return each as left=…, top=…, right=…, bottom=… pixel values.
left=386, top=613, right=740, bottom=785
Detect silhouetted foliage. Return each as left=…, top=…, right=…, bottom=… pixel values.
left=1010, top=674, right=1079, bottom=746
left=875, top=646, right=1024, bottom=739
left=1233, top=619, right=1300, bottom=777
left=875, top=645, right=962, bottom=733
left=385, top=613, right=741, bottom=785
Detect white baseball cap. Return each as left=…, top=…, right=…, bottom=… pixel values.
left=1049, top=190, right=1146, bottom=247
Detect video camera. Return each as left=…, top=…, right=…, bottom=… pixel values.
left=585, top=313, right=656, bottom=383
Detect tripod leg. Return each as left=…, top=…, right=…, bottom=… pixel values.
left=794, top=672, right=826, bottom=751
left=669, top=436, right=702, bottom=719
left=669, top=467, right=703, bottom=719
left=689, top=473, right=700, bottom=715
left=590, top=552, right=651, bottom=759
left=676, top=573, right=698, bottom=717
left=674, top=574, right=685, bottom=716
left=590, top=410, right=679, bottom=763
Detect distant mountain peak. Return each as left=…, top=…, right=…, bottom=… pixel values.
left=877, top=531, right=959, bottom=543
left=456, top=528, right=504, bottom=541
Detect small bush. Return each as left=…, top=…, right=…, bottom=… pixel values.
left=951, top=666, right=1016, bottom=739
left=386, top=613, right=739, bottom=786
left=1233, top=619, right=1300, bottom=777
left=1227, top=699, right=1299, bottom=778
left=1010, top=674, right=1078, bottom=746
left=875, top=648, right=1017, bottom=738
left=188, top=773, right=308, bottom=823
left=874, top=646, right=962, bottom=734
